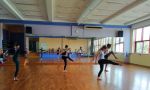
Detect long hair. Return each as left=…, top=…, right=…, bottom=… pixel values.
left=100, top=45, right=107, bottom=50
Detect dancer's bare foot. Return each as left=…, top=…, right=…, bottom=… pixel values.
left=105, top=70, right=108, bottom=72
left=63, top=70, right=67, bottom=72
left=97, top=77, right=102, bottom=80
left=14, top=77, right=19, bottom=81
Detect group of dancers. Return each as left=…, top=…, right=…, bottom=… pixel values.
left=0, top=43, right=121, bottom=81
left=60, top=44, right=121, bottom=80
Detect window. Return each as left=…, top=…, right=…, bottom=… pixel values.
left=93, top=37, right=113, bottom=52
left=136, top=28, right=142, bottom=41
left=94, top=40, right=99, bottom=52
left=114, top=37, right=124, bottom=53
left=143, top=27, right=150, bottom=40
left=133, top=26, right=150, bottom=54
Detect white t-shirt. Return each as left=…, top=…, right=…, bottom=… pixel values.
left=78, top=49, right=82, bottom=53
left=99, top=50, right=106, bottom=60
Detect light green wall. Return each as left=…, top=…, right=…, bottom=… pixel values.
left=130, top=54, right=150, bottom=67
left=108, top=53, right=125, bottom=62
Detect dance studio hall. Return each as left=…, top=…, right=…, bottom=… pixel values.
left=0, top=0, right=150, bottom=90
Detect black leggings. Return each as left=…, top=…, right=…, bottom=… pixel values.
left=62, top=56, right=73, bottom=70
left=13, top=57, right=19, bottom=77
left=40, top=53, right=43, bottom=58
left=98, top=59, right=119, bottom=77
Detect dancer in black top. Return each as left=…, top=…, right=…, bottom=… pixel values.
left=61, top=45, right=74, bottom=72
left=56, top=47, right=61, bottom=55
left=13, top=44, right=20, bottom=81
left=39, top=47, right=44, bottom=61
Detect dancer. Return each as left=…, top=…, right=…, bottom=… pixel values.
left=77, top=46, right=83, bottom=60
left=0, top=49, right=4, bottom=64
left=24, top=48, right=29, bottom=66
left=39, top=47, right=44, bottom=61
left=51, top=48, right=55, bottom=54
left=13, top=44, right=20, bottom=81
left=94, top=49, right=101, bottom=64
left=97, top=45, right=121, bottom=80
left=61, top=45, right=74, bottom=72
left=56, top=47, right=61, bottom=55
left=48, top=48, right=51, bottom=54
left=104, top=44, right=118, bottom=72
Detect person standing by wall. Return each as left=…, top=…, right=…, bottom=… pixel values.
left=77, top=46, right=83, bottom=61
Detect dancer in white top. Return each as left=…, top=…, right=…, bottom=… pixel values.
left=97, top=45, right=121, bottom=80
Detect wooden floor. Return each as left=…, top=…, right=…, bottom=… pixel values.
left=1, top=58, right=150, bottom=90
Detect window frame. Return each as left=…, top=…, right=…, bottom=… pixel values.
left=133, top=26, right=150, bottom=54
left=114, top=37, right=124, bottom=53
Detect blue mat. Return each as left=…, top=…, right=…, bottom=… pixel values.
left=40, top=53, right=78, bottom=60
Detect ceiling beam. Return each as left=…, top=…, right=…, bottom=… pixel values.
left=125, top=13, right=150, bottom=25
left=0, top=0, right=24, bottom=20
left=77, top=0, right=103, bottom=24
left=101, top=0, right=147, bottom=24
left=45, top=0, right=54, bottom=21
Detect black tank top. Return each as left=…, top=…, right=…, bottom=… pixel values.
left=0, top=54, right=3, bottom=58
left=61, top=49, right=67, bottom=55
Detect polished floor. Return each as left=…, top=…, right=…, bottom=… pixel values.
left=1, top=58, right=150, bottom=90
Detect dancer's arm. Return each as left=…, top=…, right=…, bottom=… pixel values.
left=94, top=51, right=99, bottom=60
left=105, top=51, right=118, bottom=59
left=110, top=51, right=118, bottom=59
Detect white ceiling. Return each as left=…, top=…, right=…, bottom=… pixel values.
left=54, top=0, right=90, bottom=22
left=11, top=0, right=48, bottom=20
left=0, top=3, right=16, bottom=19
left=0, top=0, right=150, bottom=25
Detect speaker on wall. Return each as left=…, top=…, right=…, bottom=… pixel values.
left=116, top=31, right=123, bottom=37
left=25, top=26, right=32, bottom=34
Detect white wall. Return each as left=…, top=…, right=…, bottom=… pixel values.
left=26, top=24, right=124, bottom=38
left=30, top=25, right=71, bottom=36
left=123, top=28, right=131, bottom=54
